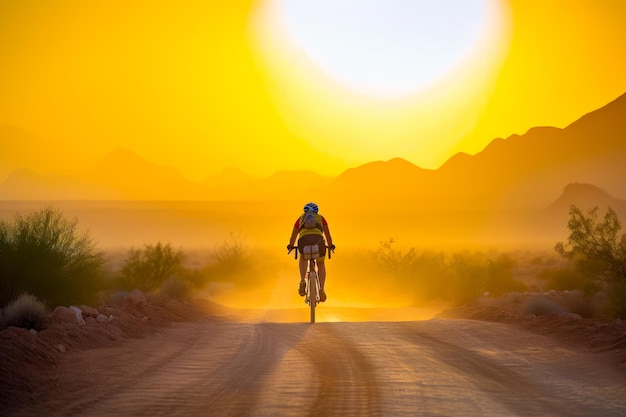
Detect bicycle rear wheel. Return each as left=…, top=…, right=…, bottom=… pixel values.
left=308, top=271, right=317, bottom=323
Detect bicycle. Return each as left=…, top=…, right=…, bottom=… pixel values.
left=288, top=244, right=333, bottom=323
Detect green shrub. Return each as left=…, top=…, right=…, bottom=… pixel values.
left=555, top=205, right=626, bottom=318
left=116, top=242, right=183, bottom=292
left=1, top=293, right=47, bottom=331
left=0, top=206, right=104, bottom=308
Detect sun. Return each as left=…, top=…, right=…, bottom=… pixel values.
left=257, top=0, right=493, bottom=98
left=249, top=0, right=511, bottom=169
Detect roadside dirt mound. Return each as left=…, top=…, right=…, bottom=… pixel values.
left=0, top=293, right=222, bottom=410
left=438, top=292, right=626, bottom=365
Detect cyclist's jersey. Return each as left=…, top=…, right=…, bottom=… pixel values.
left=295, top=213, right=327, bottom=237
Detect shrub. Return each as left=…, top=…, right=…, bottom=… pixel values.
left=200, top=234, right=255, bottom=285
left=555, top=205, right=626, bottom=318
left=539, top=266, right=599, bottom=295
left=116, top=242, right=183, bottom=292
left=607, top=280, right=626, bottom=319
left=373, top=240, right=525, bottom=305
left=0, top=206, right=104, bottom=308
left=159, top=276, right=192, bottom=301
left=522, top=295, right=565, bottom=316
left=558, top=290, right=593, bottom=318
left=1, top=293, right=47, bottom=331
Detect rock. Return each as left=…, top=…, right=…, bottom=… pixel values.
left=1, top=326, right=37, bottom=344
left=69, top=306, right=86, bottom=326
left=127, top=289, right=147, bottom=305
left=51, top=306, right=79, bottom=325
left=96, top=314, right=109, bottom=323
left=29, top=329, right=38, bottom=335
left=563, top=313, right=583, bottom=321
left=56, top=344, right=66, bottom=353
left=80, top=305, right=99, bottom=317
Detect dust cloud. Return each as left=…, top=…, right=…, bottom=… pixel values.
left=0, top=200, right=565, bottom=322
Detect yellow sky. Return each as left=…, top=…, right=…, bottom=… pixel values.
left=1, top=0, right=625, bottom=180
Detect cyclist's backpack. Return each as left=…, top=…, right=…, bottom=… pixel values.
left=302, top=212, right=317, bottom=229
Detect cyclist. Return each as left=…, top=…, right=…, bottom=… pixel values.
left=287, top=202, right=335, bottom=302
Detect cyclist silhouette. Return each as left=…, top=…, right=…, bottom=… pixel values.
left=287, top=202, right=335, bottom=302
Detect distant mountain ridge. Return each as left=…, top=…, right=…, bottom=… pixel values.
left=325, top=91, right=626, bottom=210
left=1, top=91, right=625, bottom=208
left=548, top=183, right=626, bottom=214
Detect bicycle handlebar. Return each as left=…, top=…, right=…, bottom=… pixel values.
left=287, top=245, right=334, bottom=260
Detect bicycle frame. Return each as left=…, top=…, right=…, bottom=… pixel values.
left=305, top=255, right=320, bottom=323
left=289, top=245, right=332, bottom=323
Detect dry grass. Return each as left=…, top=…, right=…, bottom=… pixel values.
left=1, top=293, right=47, bottom=331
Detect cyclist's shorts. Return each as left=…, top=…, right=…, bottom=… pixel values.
left=298, top=234, right=327, bottom=258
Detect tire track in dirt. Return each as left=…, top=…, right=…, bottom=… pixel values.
left=15, top=322, right=309, bottom=417
left=14, top=321, right=227, bottom=417
left=190, top=323, right=309, bottom=416
left=295, top=324, right=382, bottom=417
left=395, top=321, right=625, bottom=417
left=9, top=319, right=626, bottom=417
left=86, top=323, right=309, bottom=417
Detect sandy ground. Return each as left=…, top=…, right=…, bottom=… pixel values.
left=1, top=295, right=625, bottom=417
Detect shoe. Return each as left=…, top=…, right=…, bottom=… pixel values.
left=298, top=280, right=306, bottom=296
left=319, top=289, right=327, bottom=302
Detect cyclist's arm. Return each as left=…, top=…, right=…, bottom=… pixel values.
left=323, top=223, right=333, bottom=248
left=288, top=224, right=299, bottom=248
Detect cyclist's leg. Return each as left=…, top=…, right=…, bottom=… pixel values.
left=299, top=256, right=307, bottom=280
left=318, top=258, right=326, bottom=290
left=317, top=242, right=327, bottom=290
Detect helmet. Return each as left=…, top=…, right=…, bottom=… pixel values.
left=303, top=202, right=319, bottom=213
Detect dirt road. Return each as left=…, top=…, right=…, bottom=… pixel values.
left=10, top=317, right=626, bottom=417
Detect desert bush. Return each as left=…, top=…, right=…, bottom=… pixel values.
left=539, top=266, right=599, bottom=295
left=522, top=295, right=565, bottom=316
left=555, top=205, right=626, bottom=318
left=1, top=293, right=47, bottom=331
left=199, top=234, right=256, bottom=285
left=0, top=206, right=104, bottom=308
left=116, top=242, right=183, bottom=292
left=159, top=276, right=192, bottom=301
left=374, top=240, right=525, bottom=305
left=557, top=290, right=593, bottom=318
left=607, top=280, right=626, bottom=319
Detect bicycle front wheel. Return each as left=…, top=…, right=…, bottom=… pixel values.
left=308, top=271, right=317, bottom=323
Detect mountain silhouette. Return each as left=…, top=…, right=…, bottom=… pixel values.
left=520, top=182, right=626, bottom=242
left=201, top=168, right=331, bottom=200
left=324, top=91, right=626, bottom=211
left=547, top=183, right=626, bottom=214
left=0, top=168, right=119, bottom=200
left=202, top=168, right=254, bottom=190
left=0, top=149, right=206, bottom=200
left=331, top=158, right=432, bottom=194
left=0, top=125, right=72, bottom=181
left=85, top=149, right=207, bottom=200
left=1, top=91, right=625, bottom=206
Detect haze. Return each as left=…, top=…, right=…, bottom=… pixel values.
left=1, top=1, right=626, bottom=180
left=2, top=0, right=626, bottom=314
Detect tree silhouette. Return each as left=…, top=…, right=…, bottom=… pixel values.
left=555, top=205, right=626, bottom=317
